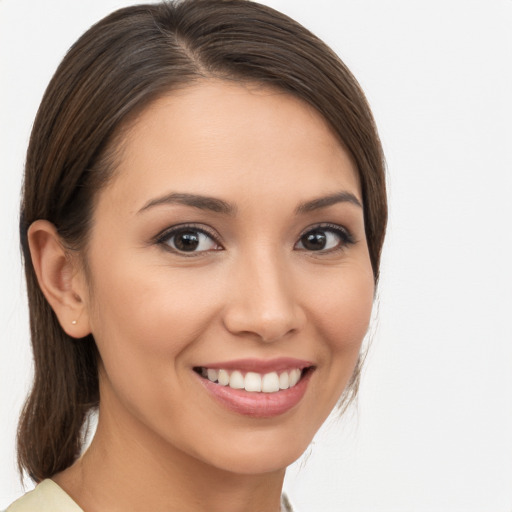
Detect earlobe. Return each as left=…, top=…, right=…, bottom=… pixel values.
left=28, top=220, right=91, bottom=338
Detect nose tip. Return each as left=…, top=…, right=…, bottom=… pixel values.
left=224, top=300, right=303, bottom=343
left=222, top=262, right=305, bottom=343
left=229, top=305, right=300, bottom=343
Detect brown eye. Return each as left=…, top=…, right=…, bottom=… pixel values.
left=295, top=225, right=354, bottom=252
left=161, top=228, right=219, bottom=253
left=300, top=230, right=328, bottom=251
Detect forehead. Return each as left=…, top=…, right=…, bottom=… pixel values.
left=99, top=80, right=361, bottom=212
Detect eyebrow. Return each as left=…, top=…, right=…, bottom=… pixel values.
left=295, top=191, right=362, bottom=214
left=138, top=192, right=236, bottom=215
left=138, top=190, right=362, bottom=216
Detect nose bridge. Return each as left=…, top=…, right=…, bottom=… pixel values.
left=223, top=244, right=303, bottom=342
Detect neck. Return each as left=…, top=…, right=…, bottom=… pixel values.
left=54, top=406, right=285, bottom=512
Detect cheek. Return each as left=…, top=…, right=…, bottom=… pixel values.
left=84, top=254, right=221, bottom=392
left=311, top=265, right=374, bottom=352
left=305, top=260, right=374, bottom=409
left=89, top=254, right=208, bottom=338
left=85, top=262, right=225, bottom=435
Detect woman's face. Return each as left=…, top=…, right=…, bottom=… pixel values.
left=81, top=80, right=374, bottom=475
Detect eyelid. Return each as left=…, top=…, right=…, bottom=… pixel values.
left=154, top=223, right=223, bottom=254
left=152, top=222, right=355, bottom=255
left=295, top=222, right=356, bottom=251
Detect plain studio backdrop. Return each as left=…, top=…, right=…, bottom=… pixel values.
left=1, top=1, right=511, bottom=511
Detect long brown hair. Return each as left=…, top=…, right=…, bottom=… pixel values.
left=18, top=0, right=387, bottom=482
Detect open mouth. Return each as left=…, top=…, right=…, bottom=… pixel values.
left=193, top=366, right=314, bottom=394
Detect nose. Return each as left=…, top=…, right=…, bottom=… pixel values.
left=222, top=250, right=306, bottom=343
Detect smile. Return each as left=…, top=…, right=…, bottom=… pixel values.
left=194, top=359, right=315, bottom=418
left=196, top=367, right=305, bottom=393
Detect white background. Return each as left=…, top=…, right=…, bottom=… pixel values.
left=1, top=1, right=511, bottom=511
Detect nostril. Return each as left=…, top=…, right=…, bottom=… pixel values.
left=223, top=305, right=304, bottom=343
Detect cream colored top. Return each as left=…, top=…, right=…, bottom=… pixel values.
left=5, top=480, right=83, bottom=512
left=5, top=479, right=294, bottom=512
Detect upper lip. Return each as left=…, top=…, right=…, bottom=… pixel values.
left=195, top=357, right=314, bottom=373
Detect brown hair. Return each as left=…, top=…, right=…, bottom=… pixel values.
left=18, top=0, right=387, bottom=482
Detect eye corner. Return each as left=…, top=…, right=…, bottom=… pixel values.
left=295, top=223, right=355, bottom=253
left=154, top=223, right=223, bottom=256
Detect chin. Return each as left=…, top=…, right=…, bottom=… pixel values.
left=203, top=443, right=306, bottom=476
left=182, top=419, right=318, bottom=476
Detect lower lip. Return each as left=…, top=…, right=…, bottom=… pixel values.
left=197, top=370, right=312, bottom=418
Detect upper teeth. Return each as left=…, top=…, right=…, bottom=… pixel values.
left=202, top=368, right=303, bottom=393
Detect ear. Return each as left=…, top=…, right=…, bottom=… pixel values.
left=28, top=220, right=91, bottom=338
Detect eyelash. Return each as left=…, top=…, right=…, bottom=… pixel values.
left=296, top=223, right=355, bottom=254
left=155, top=224, right=222, bottom=257
left=154, top=222, right=355, bottom=256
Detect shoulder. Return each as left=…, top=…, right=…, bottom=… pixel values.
left=5, top=480, right=83, bottom=512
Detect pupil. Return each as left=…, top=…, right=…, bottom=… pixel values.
left=302, top=231, right=326, bottom=250
left=175, top=231, right=200, bottom=251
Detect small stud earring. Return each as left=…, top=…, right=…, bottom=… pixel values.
left=71, top=320, right=77, bottom=325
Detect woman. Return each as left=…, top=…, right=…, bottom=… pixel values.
left=7, top=0, right=386, bottom=510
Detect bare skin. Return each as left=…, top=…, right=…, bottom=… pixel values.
left=29, top=80, right=374, bottom=512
